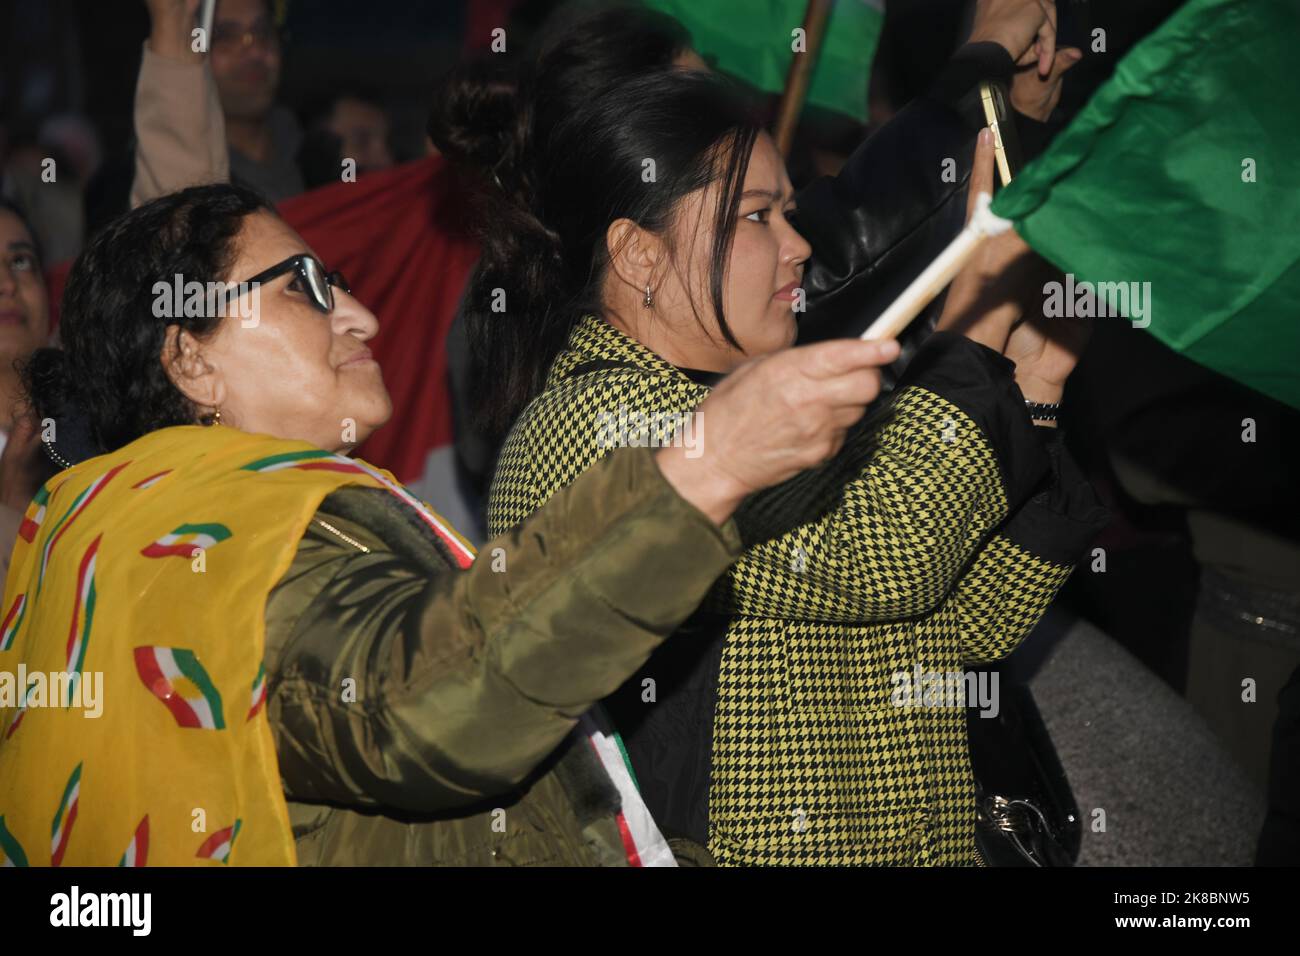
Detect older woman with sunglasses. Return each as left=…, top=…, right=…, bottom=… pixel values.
left=0, top=183, right=900, bottom=867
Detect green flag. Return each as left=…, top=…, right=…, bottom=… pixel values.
left=643, top=0, right=884, bottom=122
left=991, top=0, right=1300, bottom=410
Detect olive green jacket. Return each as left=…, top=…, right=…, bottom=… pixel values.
left=262, top=445, right=742, bottom=865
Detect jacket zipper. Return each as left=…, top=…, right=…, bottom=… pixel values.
left=313, top=517, right=371, bottom=553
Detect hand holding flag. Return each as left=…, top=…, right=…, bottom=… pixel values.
left=866, top=0, right=1300, bottom=412
left=935, top=129, right=1033, bottom=353
left=935, top=128, right=1089, bottom=401
left=969, top=0, right=1061, bottom=79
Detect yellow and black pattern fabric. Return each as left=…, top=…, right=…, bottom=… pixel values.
left=489, top=314, right=1086, bottom=865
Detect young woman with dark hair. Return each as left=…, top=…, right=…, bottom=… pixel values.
left=472, top=66, right=1106, bottom=865
left=428, top=3, right=703, bottom=497
left=444, top=68, right=762, bottom=445
left=0, top=182, right=899, bottom=866
left=432, top=0, right=1084, bottom=501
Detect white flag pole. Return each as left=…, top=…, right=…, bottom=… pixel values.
left=858, top=192, right=1013, bottom=341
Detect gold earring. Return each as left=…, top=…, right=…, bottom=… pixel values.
left=643, top=284, right=654, bottom=308
left=210, top=407, right=222, bottom=426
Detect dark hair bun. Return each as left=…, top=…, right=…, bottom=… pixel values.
left=427, top=60, right=523, bottom=179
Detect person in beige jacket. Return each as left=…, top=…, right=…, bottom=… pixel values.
left=132, top=0, right=302, bottom=206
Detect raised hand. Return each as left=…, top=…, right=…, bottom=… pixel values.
left=1003, top=292, right=1093, bottom=413
left=1009, top=46, right=1083, bottom=122
left=936, top=129, right=1038, bottom=353
left=970, top=0, right=1059, bottom=77
left=144, top=0, right=204, bottom=62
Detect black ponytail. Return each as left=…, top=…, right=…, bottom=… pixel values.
left=429, top=55, right=573, bottom=442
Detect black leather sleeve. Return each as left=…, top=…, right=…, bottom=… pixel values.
left=929, top=41, right=1016, bottom=107
left=794, top=42, right=1052, bottom=381
left=793, top=92, right=973, bottom=351
left=1001, top=429, right=1110, bottom=565
left=898, top=333, right=1109, bottom=568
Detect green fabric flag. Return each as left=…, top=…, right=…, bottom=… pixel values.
left=643, top=0, right=884, bottom=122
left=991, top=0, right=1300, bottom=410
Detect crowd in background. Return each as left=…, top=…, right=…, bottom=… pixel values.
left=1, top=0, right=1297, bottom=866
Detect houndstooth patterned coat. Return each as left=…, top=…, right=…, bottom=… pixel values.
left=489, top=314, right=1101, bottom=865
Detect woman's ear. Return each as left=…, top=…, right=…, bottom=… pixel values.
left=606, top=218, right=663, bottom=298
left=161, top=325, right=223, bottom=414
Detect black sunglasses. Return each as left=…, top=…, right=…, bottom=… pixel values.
left=234, top=254, right=351, bottom=315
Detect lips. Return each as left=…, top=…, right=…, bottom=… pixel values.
left=0, top=309, right=25, bottom=326
left=773, top=280, right=802, bottom=302
left=338, top=348, right=375, bottom=368
left=236, top=65, right=271, bottom=85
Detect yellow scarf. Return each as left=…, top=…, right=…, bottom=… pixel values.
left=0, top=425, right=473, bottom=866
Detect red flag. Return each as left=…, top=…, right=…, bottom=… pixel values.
left=463, top=0, right=528, bottom=53
left=278, top=157, right=481, bottom=482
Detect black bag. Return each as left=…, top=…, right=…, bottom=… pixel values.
left=968, top=672, right=1081, bottom=866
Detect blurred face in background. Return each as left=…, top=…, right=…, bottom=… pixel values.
left=327, top=97, right=393, bottom=172
left=0, top=208, right=50, bottom=371
left=211, top=0, right=282, bottom=120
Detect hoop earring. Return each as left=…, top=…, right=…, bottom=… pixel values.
left=643, top=284, right=654, bottom=308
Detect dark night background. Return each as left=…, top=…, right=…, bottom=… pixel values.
left=8, top=0, right=1298, bottom=867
